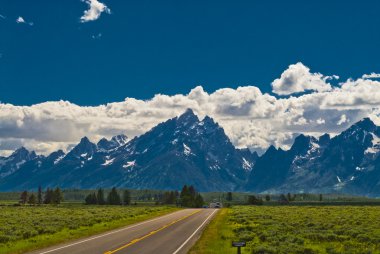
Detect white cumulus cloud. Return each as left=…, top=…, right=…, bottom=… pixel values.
left=272, top=62, right=337, bottom=95
left=337, top=114, right=348, bottom=126
left=362, top=73, right=380, bottom=79
left=80, top=0, right=111, bottom=23
left=1, top=63, right=380, bottom=156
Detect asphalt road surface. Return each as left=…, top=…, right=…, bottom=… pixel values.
left=28, top=208, right=218, bottom=254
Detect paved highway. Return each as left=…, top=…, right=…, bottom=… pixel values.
left=28, top=208, right=218, bottom=254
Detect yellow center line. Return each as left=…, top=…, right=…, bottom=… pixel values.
left=104, top=209, right=201, bottom=254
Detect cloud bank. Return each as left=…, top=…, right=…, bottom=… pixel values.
left=1, top=62, right=380, bottom=156
left=272, top=62, right=337, bottom=95
left=80, top=0, right=111, bottom=23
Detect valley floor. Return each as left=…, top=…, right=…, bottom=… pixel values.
left=0, top=204, right=178, bottom=254
left=190, top=206, right=380, bottom=254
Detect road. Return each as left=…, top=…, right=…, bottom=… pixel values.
left=28, top=208, right=218, bottom=254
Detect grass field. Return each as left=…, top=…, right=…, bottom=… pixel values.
left=190, top=206, right=380, bottom=254
left=0, top=204, right=178, bottom=254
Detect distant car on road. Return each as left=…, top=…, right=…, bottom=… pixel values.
left=209, top=202, right=222, bottom=208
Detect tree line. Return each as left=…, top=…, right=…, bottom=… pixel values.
left=246, top=193, right=325, bottom=205
left=84, top=185, right=204, bottom=208
left=19, top=186, right=64, bottom=205
left=85, top=187, right=131, bottom=205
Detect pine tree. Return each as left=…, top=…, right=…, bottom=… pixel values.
left=180, top=185, right=203, bottom=207
left=53, top=187, right=63, bottom=204
left=226, top=192, right=233, bottom=201
left=85, top=192, right=97, bottom=205
left=28, top=193, right=37, bottom=205
left=248, top=195, right=263, bottom=205
left=123, top=189, right=131, bottom=205
left=37, top=186, right=43, bottom=205
left=180, top=185, right=191, bottom=207
left=188, top=186, right=196, bottom=197
left=20, top=191, right=28, bottom=204
left=194, top=194, right=204, bottom=208
left=107, top=187, right=121, bottom=205
left=97, top=188, right=106, bottom=205
left=180, top=185, right=189, bottom=199
left=265, top=194, right=271, bottom=202
left=44, top=188, right=53, bottom=204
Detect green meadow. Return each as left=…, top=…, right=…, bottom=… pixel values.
left=191, top=206, right=380, bottom=254
left=0, top=204, right=178, bottom=254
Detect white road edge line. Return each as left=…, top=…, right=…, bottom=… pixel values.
left=172, top=209, right=218, bottom=254
left=37, top=209, right=189, bottom=254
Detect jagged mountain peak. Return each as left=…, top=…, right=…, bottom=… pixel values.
left=319, top=133, right=331, bottom=146
left=176, top=108, right=199, bottom=125
left=48, top=149, right=65, bottom=159
left=79, top=136, right=92, bottom=144
left=334, top=118, right=379, bottom=147
left=97, top=134, right=128, bottom=151
left=355, top=117, right=376, bottom=130
left=97, top=137, right=108, bottom=146
left=290, top=134, right=318, bottom=155
left=263, top=145, right=279, bottom=155
left=0, top=146, right=37, bottom=179
left=12, top=146, right=29, bottom=155
left=11, top=147, right=37, bottom=160
left=201, top=115, right=219, bottom=127
left=343, top=117, right=377, bottom=136
left=111, top=134, right=128, bottom=144
left=67, top=137, right=96, bottom=159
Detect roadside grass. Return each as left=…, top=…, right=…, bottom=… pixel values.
left=0, top=205, right=179, bottom=254
left=189, top=208, right=243, bottom=254
left=191, top=206, right=380, bottom=254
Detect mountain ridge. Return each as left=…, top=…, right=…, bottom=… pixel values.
left=0, top=110, right=379, bottom=196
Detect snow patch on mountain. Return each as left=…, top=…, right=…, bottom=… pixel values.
left=308, top=142, right=320, bottom=154
left=54, top=155, right=65, bottom=165
left=102, top=158, right=115, bottom=166
left=183, top=143, right=192, bottom=156
left=356, top=166, right=364, bottom=171
left=123, top=160, right=136, bottom=168
left=334, top=176, right=346, bottom=190
left=242, top=157, right=253, bottom=171
left=365, top=133, right=380, bottom=154
left=16, top=160, right=26, bottom=169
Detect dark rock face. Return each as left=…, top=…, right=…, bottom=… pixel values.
left=0, top=109, right=256, bottom=192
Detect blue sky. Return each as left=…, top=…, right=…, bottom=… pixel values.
left=1, top=0, right=380, bottom=156
left=1, top=0, right=379, bottom=105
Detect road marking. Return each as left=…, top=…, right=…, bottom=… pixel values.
left=37, top=209, right=189, bottom=254
left=172, top=209, right=218, bottom=254
left=104, top=209, right=201, bottom=254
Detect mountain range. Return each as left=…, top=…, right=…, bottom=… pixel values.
left=0, top=109, right=379, bottom=196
